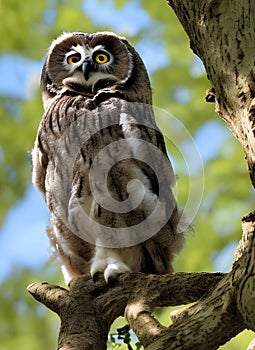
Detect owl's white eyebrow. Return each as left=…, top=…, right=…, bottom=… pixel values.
left=67, top=49, right=80, bottom=56
left=64, top=46, right=87, bottom=63
left=70, top=44, right=84, bottom=52
left=92, top=45, right=105, bottom=52
left=67, top=45, right=106, bottom=59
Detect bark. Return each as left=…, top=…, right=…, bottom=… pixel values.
left=28, top=214, right=255, bottom=349
left=27, top=0, right=255, bottom=349
left=168, top=0, right=255, bottom=187
left=27, top=272, right=224, bottom=349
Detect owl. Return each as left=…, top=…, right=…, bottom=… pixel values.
left=32, top=31, right=187, bottom=283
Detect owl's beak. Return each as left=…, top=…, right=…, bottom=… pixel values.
left=82, top=61, right=91, bottom=81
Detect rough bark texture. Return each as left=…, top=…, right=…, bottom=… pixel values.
left=27, top=272, right=224, bottom=349
left=27, top=214, right=255, bottom=349
left=28, top=1, right=255, bottom=349
left=168, top=0, right=255, bottom=186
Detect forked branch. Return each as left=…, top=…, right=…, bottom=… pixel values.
left=28, top=271, right=224, bottom=349
left=27, top=212, right=255, bottom=349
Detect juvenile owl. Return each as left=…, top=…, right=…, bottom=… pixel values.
left=32, top=31, right=187, bottom=283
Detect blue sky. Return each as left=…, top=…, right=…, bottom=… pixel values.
left=0, top=0, right=234, bottom=283
left=82, top=0, right=152, bottom=35
left=0, top=186, right=49, bottom=281
left=0, top=55, right=41, bottom=100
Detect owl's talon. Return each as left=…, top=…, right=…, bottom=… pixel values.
left=106, top=275, right=117, bottom=285
left=104, top=263, right=131, bottom=283
left=92, top=272, right=100, bottom=282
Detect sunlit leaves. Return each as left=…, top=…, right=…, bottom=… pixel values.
left=0, top=0, right=49, bottom=58
left=54, top=2, right=94, bottom=34
left=0, top=268, right=59, bottom=349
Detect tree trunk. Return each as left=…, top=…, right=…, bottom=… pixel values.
left=168, top=0, right=255, bottom=187
left=28, top=1, right=255, bottom=349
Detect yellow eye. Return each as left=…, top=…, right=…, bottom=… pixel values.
left=94, top=52, right=109, bottom=64
left=67, top=54, right=81, bottom=65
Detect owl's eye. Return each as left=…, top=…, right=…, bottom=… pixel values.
left=93, top=52, right=110, bottom=65
left=67, top=53, right=81, bottom=65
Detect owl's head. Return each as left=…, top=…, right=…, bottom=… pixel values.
left=41, top=31, right=152, bottom=108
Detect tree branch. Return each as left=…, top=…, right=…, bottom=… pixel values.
left=145, top=211, right=255, bottom=349
left=28, top=272, right=224, bottom=349
left=27, top=215, right=255, bottom=350
left=235, top=212, right=255, bottom=330
left=28, top=277, right=110, bottom=350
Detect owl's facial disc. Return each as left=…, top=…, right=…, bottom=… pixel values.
left=63, top=46, right=118, bottom=92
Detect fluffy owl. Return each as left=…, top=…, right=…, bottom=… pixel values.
left=32, top=31, right=187, bottom=283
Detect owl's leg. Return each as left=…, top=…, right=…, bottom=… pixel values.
left=90, top=245, right=142, bottom=282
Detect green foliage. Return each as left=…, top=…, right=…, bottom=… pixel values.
left=0, top=0, right=48, bottom=58
left=0, top=99, right=29, bottom=224
left=0, top=0, right=254, bottom=349
left=0, top=268, right=59, bottom=349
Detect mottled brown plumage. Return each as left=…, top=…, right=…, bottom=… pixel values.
left=32, top=32, right=187, bottom=282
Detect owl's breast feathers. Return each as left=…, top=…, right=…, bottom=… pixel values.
left=33, top=94, right=186, bottom=277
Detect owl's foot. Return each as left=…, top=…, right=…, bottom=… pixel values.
left=90, top=251, right=132, bottom=283
left=104, top=262, right=131, bottom=282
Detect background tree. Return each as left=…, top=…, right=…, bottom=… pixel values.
left=0, top=0, right=254, bottom=349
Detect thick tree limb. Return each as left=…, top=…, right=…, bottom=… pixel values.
left=28, top=276, right=110, bottom=350
left=28, top=213, right=255, bottom=349
left=145, top=212, right=255, bottom=349
left=28, top=272, right=224, bottom=349
left=235, top=212, right=255, bottom=330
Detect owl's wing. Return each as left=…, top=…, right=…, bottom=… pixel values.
left=32, top=135, right=48, bottom=195
left=32, top=95, right=98, bottom=281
